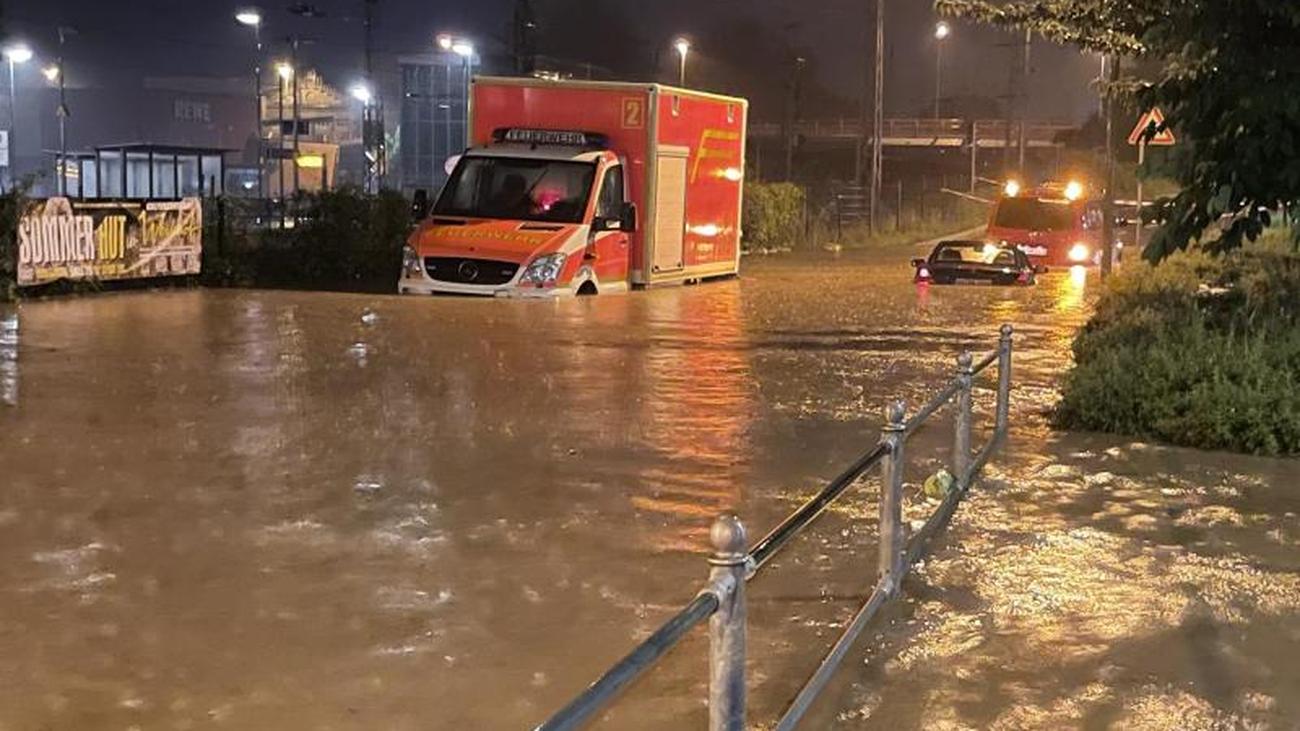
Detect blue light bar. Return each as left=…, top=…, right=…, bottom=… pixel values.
left=491, top=127, right=610, bottom=148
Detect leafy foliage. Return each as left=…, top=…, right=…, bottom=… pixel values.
left=204, top=188, right=411, bottom=292
left=0, top=189, right=24, bottom=302
left=742, top=182, right=806, bottom=251
left=937, top=0, right=1300, bottom=261
left=1055, top=234, right=1300, bottom=455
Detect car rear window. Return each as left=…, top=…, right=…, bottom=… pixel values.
left=933, top=245, right=1020, bottom=266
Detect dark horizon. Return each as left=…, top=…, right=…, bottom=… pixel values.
left=5, top=0, right=1100, bottom=123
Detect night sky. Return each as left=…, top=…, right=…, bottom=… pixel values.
left=6, top=0, right=1100, bottom=122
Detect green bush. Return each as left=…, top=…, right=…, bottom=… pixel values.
left=203, top=187, right=411, bottom=292
left=0, top=189, right=27, bottom=302
left=1055, top=232, right=1300, bottom=455
left=742, top=182, right=805, bottom=251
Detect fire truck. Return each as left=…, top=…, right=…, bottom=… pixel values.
left=399, top=77, right=748, bottom=297
left=986, top=179, right=1109, bottom=267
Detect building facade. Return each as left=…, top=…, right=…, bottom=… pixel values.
left=397, top=51, right=476, bottom=194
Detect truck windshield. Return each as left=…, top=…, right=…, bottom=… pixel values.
left=991, top=199, right=1077, bottom=231
left=434, top=157, right=597, bottom=224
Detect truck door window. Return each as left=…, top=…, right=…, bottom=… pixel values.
left=596, top=165, right=624, bottom=222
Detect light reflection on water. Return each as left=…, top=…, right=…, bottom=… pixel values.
left=0, top=311, right=17, bottom=406
left=0, top=256, right=1294, bottom=730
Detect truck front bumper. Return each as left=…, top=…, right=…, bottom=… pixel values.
left=398, top=275, right=574, bottom=298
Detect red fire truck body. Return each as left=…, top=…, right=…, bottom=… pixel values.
left=399, top=77, right=748, bottom=296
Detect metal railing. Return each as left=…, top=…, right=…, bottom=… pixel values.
left=535, top=325, right=1016, bottom=731
left=748, top=118, right=1075, bottom=147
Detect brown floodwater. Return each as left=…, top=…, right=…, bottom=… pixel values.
left=0, top=253, right=1295, bottom=730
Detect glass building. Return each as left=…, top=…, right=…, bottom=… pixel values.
left=398, top=51, right=478, bottom=195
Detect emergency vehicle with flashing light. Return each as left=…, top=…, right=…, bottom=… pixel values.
left=986, top=179, right=1112, bottom=268
left=399, top=77, right=748, bottom=297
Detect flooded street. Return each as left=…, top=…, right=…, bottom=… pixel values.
left=1, top=252, right=1296, bottom=730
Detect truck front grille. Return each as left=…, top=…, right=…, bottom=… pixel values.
left=424, top=257, right=519, bottom=286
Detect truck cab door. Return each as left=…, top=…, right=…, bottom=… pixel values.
left=587, top=164, right=631, bottom=285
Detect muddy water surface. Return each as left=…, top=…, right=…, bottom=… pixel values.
left=0, top=254, right=1295, bottom=730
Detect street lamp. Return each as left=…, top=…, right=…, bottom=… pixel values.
left=4, top=44, right=33, bottom=189
left=350, top=83, right=372, bottom=105
left=934, top=21, right=950, bottom=119
left=439, top=34, right=475, bottom=148
left=673, top=37, right=690, bottom=86
left=274, top=60, right=293, bottom=207
left=42, top=65, right=58, bottom=82
left=236, top=9, right=264, bottom=199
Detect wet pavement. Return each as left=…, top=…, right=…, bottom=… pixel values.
left=0, top=252, right=1295, bottom=730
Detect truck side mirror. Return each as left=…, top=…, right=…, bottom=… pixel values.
left=620, top=202, right=638, bottom=233
left=411, top=189, right=430, bottom=222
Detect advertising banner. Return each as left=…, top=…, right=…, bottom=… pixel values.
left=17, top=197, right=202, bottom=286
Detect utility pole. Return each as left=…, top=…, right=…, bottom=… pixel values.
left=512, top=0, right=538, bottom=76
left=56, top=27, right=75, bottom=197
left=290, top=36, right=300, bottom=197
left=869, top=0, right=884, bottom=235
left=784, top=56, right=805, bottom=182
left=278, top=67, right=286, bottom=215
left=1017, top=28, right=1030, bottom=174
left=361, top=0, right=383, bottom=193
left=1100, top=55, right=1120, bottom=279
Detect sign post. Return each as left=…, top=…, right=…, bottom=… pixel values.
left=1127, top=107, right=1176, bottom=253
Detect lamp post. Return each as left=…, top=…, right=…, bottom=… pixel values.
left=933, top=21, right=950, bottom=119
left=673, top=37, right=690, bottom=86
left=236, top=9, right=263, bottom=200
left=53, top=28, right=75, bottom=197
left=288, top=37, right=300, bottom=197
left=350, top=82, right=375, bottom=193
left=440, top=34, right=476, bottom=149
left=4, top=43, right=32, bottom=189
left=275, top=61, right=292, bottom=225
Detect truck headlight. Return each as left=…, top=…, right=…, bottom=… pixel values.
left=519, top=252, right=568, bottom=286
left=1068, top=242, right=1090, bottom=262
left=402, top=245, right=424, bottom=278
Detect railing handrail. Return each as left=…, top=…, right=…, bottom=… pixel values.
left=535, top=592, right=720, bottom=731
left=533, top=325, right=1016, bottom=731
left=746, top=442, right=888, bottom=574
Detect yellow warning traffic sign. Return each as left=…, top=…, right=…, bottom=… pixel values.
left=1128, top=107, right=1176, bottom=146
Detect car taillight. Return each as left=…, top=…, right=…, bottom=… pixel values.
left=917, top=266, right=931, bottom=280
left=1017, top=270, right=1031, bottom=284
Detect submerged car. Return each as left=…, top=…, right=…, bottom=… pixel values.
left=912, top=240, right=1045, bottom=285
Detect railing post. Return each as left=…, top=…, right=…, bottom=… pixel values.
left=953, top=351, right=974, bottom=487
left=878, top=400, right=907, bottom=594
left=996, top=324, right=1013, bottom=435
left=707, top=514, right=747, bottom=731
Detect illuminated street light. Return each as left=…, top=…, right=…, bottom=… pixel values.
left=4, top=44, right=33, bottom=64
left=4, top=43, right=32, bottom=188
left=236, top=9, right=264, bottom=200
left=350, top=83, right=373, bottom=105
left=933, top=22, right=951, bottom=119
left=437, top=34, right=476, bottom=148
left=42, top=64, right=59, bottom=82
left=673, top=37, right=690, bottom=86
left=276, top=61, right=294, bottom=81
left=235, top=9, right=263, bottom=27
